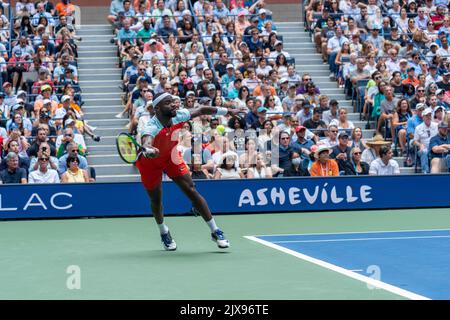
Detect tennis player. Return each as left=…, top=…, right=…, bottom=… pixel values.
left=137, top=92, right=241, bottom=251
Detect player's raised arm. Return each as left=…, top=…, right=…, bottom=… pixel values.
left=188, top=105, right=243, bottom=119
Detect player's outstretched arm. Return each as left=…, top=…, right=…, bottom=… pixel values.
left=188, top=105, right=243, bottom=119
left=141, top=134, right=160, bottom=158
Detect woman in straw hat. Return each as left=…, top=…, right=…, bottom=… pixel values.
left=310, top=145, right=340, bottom=177
left=361, top=134, right=391, bottom=166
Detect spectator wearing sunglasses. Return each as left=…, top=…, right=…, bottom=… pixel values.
left=343, top=147, right=370, bottom=175
left=57, top=142, right=89, bottom=176
left=414, top=108, right=439, bottom=173
left=28, top=151, right=60, bottom=183
left=60, top=154, right=90, bottom=183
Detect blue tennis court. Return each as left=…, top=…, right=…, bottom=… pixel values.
left=247, top=229, right=450, bottom=300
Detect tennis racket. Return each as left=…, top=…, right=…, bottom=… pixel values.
left=116, top=132, right=143, bottom=164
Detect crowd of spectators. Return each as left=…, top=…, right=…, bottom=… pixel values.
left=0, top=0, right=99, bottom=184
left=109, top=0, right=449, bottom=180
left=305, top=0, right=450, bottom=173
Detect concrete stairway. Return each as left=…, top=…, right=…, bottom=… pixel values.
left=77, top=24, right=140, bottom=182
left=276, top=21, right=415, bottom=174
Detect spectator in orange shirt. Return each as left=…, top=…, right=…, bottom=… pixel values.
left=402, top=67, right=420, bottom=87
left=34, top=85, right=59, bottom=116
left=310, top=145, right=340, bottom=177
left=55, top=0, right=75, bottom=18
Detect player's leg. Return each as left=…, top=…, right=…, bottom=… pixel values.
left=172, top=173, right=230, bottom=249
left=136, top=158, right=177, bottom=251
left=145, top=184, right=177, bottom=251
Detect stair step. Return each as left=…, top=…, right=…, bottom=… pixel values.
left=78, top=51, right=118, bottom=58
left=86, top=118, right=129, bottom=126
left=82, top=99, right=123, bottom=106
left=96, top=175, right=141, bottom=183
left=80, top=86, right=121, bottom=93
left=80, top=74, right=121, bottom=81
left=88, top=154, right=126, bottom=165
left=90, top=164, right=139, bottom=175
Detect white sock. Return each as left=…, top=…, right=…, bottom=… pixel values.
left=206, top=218, right=219, bottom=232
left=158, top=223, right=169, bottom=235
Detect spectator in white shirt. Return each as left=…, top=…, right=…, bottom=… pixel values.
left=369, top=145, right=400, bottom=175
left=414, top=108, right=439, bottom=173
left=28, top=154, right=60, bottom=183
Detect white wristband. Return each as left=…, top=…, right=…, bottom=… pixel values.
left=216, top=107, right=228, bottom=116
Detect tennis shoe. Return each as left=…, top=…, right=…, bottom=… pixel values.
left=161, top=231, right=177, bottom=251
left=211, top=229, right=229, bottom=249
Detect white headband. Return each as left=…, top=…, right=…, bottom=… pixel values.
left=153, top=92, right=173, bottom=107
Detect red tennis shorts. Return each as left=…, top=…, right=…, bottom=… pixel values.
left=135, top=155, right=190, bottom=190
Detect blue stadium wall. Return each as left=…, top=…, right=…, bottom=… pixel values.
left=1, top=175, right=449, bottom=220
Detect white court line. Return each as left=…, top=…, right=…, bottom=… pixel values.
left=252, top=228, right=450, bottom=238
left=272, top=235, right=450, bottom=244
left=244, top=236, right=431, bottom=300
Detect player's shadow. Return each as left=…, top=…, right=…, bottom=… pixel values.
left=101, top=249, right=230, bottom=261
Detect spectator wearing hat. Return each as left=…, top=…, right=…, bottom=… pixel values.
left=34, top=84, right=58, bottom=116
left=234, top=10, right=250, bottom=36
left=268, top=40, right=290, bottom=64
left=280, top=82, right=298, bottom=112
left=16, top=91, right=33, bottom=118
left=425, top=65, right=442, bottom=87
left=129, top=64, right=152, bottom=86
left=361, top=134, right=391, bottom=166
left=436, top=89, right=450, bottom=109
left=310, top=145, right=339, bottom=177
left=402, top=67, right=420, bottom=87
left=6, top=104, right=32, bottom=136
left=142, top=39, right=165, bottom=63
left=425, top=43, right=439, bottom=65
left=429, top=122, right=450, bottom=173
left=407, top=102, right=425, bottom=138
left=244, top=15, right=260, bottom=38
left=0, top=152, right=27, bottom=184
left=369, top=145, right=400, bottom=175
left=291, top=125, right=315, bottom=160
left=414, top=107, right=439, bottom=173
left=322, top=99, right=339, bottom=125
left=32, top=68, right=53, bottom=95
left=2, top=82, right=16, bottom=108
left=330, top=131, right=352, bottom=172
left=221, top=64, right=236, bottom=97
left=191, top=64, right=205, bottom=87
left=436, top=71, right=450, bottom=92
